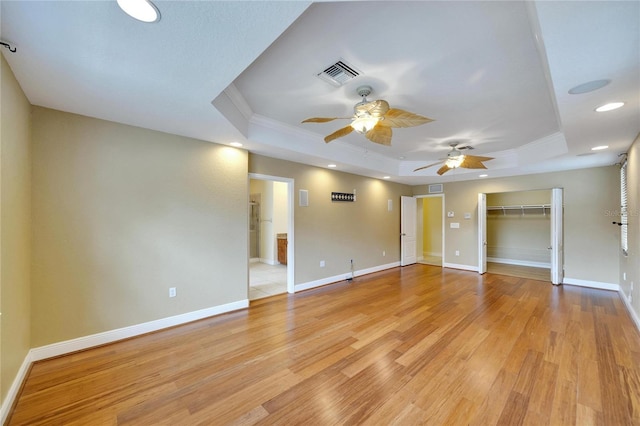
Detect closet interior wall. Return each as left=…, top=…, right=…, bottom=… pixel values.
left=486, top=190, right=552, bottom=268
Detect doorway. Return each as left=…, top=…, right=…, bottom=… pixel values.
left=417, top=195, right=444, bottom=267
left=248, top=174, right=294, bottom=300
left=478, top=188, right=563, bottom=283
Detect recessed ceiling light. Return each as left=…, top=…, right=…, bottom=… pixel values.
left=595, top=102, right=625, bottom=112
left=229, top=142, right=243, bottom=147
left=328, top=164, right=337, bottom=168
left=382, top=176, right=390, bottom=179
left=568, top=79, right=610, bottom=95
left=479, top=174, right=488, bottom=178
left=591, top=145, right=608, bottom=151
left=399, top=156, right=406, bottom=160
left=117, top=0, right=160, bottom=23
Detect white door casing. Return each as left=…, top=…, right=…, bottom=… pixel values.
left=401, top=196, right=417, bottom=266
left=478, top=193, right=487, bottom=274
left=550, top=188, right=564, bottom=285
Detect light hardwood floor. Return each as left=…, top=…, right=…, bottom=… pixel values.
left=8, top=265, right=640, bottom=425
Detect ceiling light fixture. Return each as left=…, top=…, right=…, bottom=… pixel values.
left=229, top=142, right=243, bottom=147
left=350, top=115, right=381, bottom=133
left=591, top=145, right=608, bottom=151
left=383, top=176, right=390, bottom=180
left=328, top=164, right=337, bottom=168
left=479, top=174, right=488, bottom=178
left=117, top=0, right=160, bottom=23
left=445, top=155, right=465, bottom=169
left=595, top=102, right=624, bottom=112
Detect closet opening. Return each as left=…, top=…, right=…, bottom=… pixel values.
left=485, top=189, right=552, bottom=281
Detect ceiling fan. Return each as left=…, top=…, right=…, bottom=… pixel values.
left=302, top=85, right=434, bottom=146
left=414, top=142, right=494, bottom=175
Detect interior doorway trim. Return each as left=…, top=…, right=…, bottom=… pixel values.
left=249, top=173, right=295, bottom=294
left=414, top=194, right=445, bottom=267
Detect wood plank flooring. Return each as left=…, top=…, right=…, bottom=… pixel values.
left=487, top=262, right=550, bottom=282
left=8, top=264, right=640, bottom=425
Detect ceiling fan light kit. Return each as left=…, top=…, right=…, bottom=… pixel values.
left=414, top=142, right=494, bottom=175
left=302, top=85, right=433, bottom=146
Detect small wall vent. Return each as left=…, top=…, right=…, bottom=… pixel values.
left=428, top=184, right=443, bottom=194
left=317, top=60, right=361, bottom=87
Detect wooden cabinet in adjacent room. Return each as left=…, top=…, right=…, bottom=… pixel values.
left=277, top=234, right=287, bottom=265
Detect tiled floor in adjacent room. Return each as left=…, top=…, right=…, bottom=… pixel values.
left=249, top=261, right=287, bottom=300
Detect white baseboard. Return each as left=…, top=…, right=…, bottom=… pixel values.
left=487, top=257, right=551, bottom=269
left=29, top=299, right=249, bottom=362
left=562, top=277, right=619, bottom=292
left=619, top=289, right=640, bottom=334
left=295, top=262, right=400, bottom=292
left=1, top=352, right=33, bottom=425
left=1, top=299, right=250, bottom=423
left=259, top=258, right=277, bottom=266
left=443, top=262, right=479, bottom=272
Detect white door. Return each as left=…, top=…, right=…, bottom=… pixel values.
left=401, top=196, right=417, bottom=266
left=550, top=188, right=564, bottom=285
left=478, top=193, right=487, bottom=274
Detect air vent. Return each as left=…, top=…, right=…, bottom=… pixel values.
left=317, top=60, right=361, bottom=87
left=428, top=184, right=443, bottom=194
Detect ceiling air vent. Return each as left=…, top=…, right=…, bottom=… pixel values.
left=317, top=60, right=361, bottom=87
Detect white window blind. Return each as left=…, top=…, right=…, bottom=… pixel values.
left=621, top=161, right=628, bottom=255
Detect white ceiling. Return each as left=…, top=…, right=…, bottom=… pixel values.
left=2, top=1, right=638, bottom=185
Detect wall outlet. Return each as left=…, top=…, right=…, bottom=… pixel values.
left=455, top=250, right=460, bottom=256
left=624, top=272, right=627, bottom=281
left=169, top=287, right=176, bottom=298
left=320, top=260, right=325, bottom=267
left=383, top=250, right=386, bottom=257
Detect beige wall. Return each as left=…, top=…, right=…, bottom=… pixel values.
left=621, top=133, right=640, bottom=321
left=1, top=55, right=32, bottom=403
left=249, top=154, right=413, bottom=283
left=31, top=107, right=248, bottom=347
left=414, top=166, right=620, bottom=284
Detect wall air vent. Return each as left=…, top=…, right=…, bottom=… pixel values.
left=428, top=184, right=443, bottom=194
left=317, top=60, right=361, bottom=87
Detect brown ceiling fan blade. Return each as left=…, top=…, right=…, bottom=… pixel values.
left=324, top=125, right=354, bottom=143
left=365, top=124, right=392, bottom=146
left=380, top=109, right=434, bottom=128
left=437, top=164, right=452, bottom=175
left=413, top=161, right=443, bottom=172
left=302, top=117, right=349, bottom=123
left=355, top=100, right=390, bottom=117
left=466, top=155, right=494, bottom=162
left=460, top=155, right=494, bottom=169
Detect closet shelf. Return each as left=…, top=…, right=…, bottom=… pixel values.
left=487, top=204, right=551, bottom=215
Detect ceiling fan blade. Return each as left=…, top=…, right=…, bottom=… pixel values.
left=355, top=100, right=390, bottom=118
left=324, top=125, right=354, bottom=143
left=365, top=124, right=392, bottom=146
left=466, top=154, right=493, bottom=162
left=380, top=109, right=434, bottom=128
left=437, top=164, right=452, bottom=175
left=460, top=155, right=494, bottom=169
left=302, top=117, right=349, bottom=123
left=413, top=161, right=443, bottom=172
